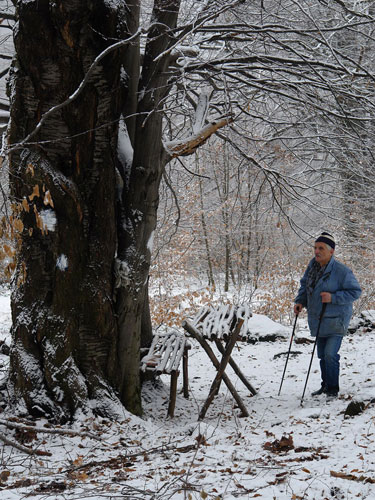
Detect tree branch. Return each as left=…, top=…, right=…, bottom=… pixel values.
left=7, top=29, right=143, bottom=153
left=164, top=115, right=233, bottom=158
left=0, top=418, right=101, bottom=441
left=0, top=429, right=51, bottom=456
left=0, top=11, right=16, bottom=21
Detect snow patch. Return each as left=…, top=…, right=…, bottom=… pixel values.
left=120, top=66, right=128, bottom=84
left=246, top=312, right=291, bottom=339
left=117, top=117, right=133, bottom=174
left=103, top=0, right=122, bottom=8
left=40, top=209, right=57, bottom=231
left=56, top=254, right=68, bottom=271
left=114, top=258, right=131, bottom=288
left=147, top=230, right=154, bottom=254
left=132, top=209, right=143, bottom=223
left=192, top=92, right=210, bottom=134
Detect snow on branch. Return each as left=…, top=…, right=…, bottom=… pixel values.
left=154, top=0, right=244, bottom=63
left=0, top=417, right=104, bottom=456
left=0, top=12, right=15, bottom=22
left=0, top=418, right=101, bottom=440
left=164, top=114, right=233, bottom=158
left=192, top=92, right=210, bottom=135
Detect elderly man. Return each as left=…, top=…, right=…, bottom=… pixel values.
left=294, top=232, right=361, bottom=398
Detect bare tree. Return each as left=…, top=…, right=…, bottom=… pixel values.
left=4, top=0, right=375, bottom=420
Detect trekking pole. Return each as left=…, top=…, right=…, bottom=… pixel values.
left=278, top=313, right=299, bottom=396
left=300, top=302, right=327, bottom=406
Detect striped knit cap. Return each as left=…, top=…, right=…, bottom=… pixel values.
left=315, top=231, right=335, bottom=250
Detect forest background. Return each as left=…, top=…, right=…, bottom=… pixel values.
left=0, top=0, right=374, bottom=420
left=1, top=3, right=375, bottom=498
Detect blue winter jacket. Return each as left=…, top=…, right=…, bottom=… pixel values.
left=295, top=257, right=361, bottom=337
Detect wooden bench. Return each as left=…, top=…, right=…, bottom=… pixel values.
left=140, top=331, right=190, bottom=418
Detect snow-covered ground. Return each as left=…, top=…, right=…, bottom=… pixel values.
left=1, top=294, right=375, bottom=499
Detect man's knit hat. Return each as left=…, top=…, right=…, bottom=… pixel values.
left=315, top=231, right=335, bottom=250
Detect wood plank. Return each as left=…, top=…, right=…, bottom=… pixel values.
left=170, top=337, right=188, bottom=372
left=192, top=304, right=253, bottom=341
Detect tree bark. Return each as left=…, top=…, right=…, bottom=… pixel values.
left=8, top=0, right=124, bottom=420
left=7, top=0, right=233, bottom=420
left=114, top=0, right=181, bottom=415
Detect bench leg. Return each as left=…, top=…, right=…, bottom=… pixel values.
left=168, top=370, right=178, bottom=418
left=214, top=339, right=257, bottom=395
left=182, top=346, right=189, bottom=399
left=183, top=320, right=249, bottom=420
left=198, top=335, right=237, bottom=420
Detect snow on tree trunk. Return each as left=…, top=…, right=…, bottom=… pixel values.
left=6, top=0, right=233, bottom=419
left=7, top=0, right=124, bottom=420
left=115, top=0, right=181, bottom=415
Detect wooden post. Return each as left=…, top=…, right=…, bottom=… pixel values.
left=182, top=320, right=249, bottom=420
left=167, top=371, right=178, bottom=418
left=198, top=319, right=244, bottom=420
left=182, top=346, right=189, bottom=399
left=214, top=339, right=257, bottom=395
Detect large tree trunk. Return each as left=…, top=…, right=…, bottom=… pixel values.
left=115, top=0, right=181, bottom=415
left=7, top=0, right=124, bottom=420
left=7, top=0, right=229, bottom=420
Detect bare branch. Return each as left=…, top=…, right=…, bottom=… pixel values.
left=0, top=11, right=15, bottom=21
left=0, top=418, right=101, bottom=441
left=0, top=430, right=52, bottom=456
left=7, top=29, right=144, bottom=153
left=164, top=115, right=234, bottom=158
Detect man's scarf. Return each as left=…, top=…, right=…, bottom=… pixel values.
left=306, top=260, right=326, bottom=297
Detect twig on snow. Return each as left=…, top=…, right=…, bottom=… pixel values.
left=0, top=429, right=51, bottom=456
left=0, top=419, right=101, bottom=441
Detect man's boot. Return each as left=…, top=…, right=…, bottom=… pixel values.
left=311, top=385, right=326, bottom=396
left=326, top=386, right=339, bottom=399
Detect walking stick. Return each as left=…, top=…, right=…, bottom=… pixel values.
left=278, top=313, right=299, bottom=396
left=300, top=302, right=327, bottom=406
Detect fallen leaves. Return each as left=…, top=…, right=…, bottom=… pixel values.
left=285, top=447, right=329, bottom=463
left=263, top=434, right=294, bottom=453
left=330, top=470, right=375, bottom=484
left=0, top=469, right=10, bottom=483
left=67, top=471, right=89, bottom=481
left=262, top=431, right=330, bottom=464
left=267, top=470, right=293, bottom=485
left=195, top=433, right=207, bottom=446
left=34, top=480, right=67, bottom=493
left=15, top=427, right=37, bottom=444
